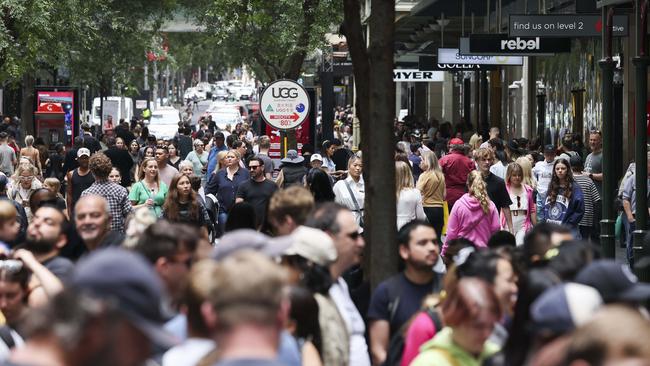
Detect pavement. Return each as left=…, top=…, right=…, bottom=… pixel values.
left=176, top=100, right=212, bottom=126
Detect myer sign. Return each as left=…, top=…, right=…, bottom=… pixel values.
left=469, top=34, right=571, bottom=55
left=393, top=69, right=444, bottom=82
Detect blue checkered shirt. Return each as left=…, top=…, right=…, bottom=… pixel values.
left=82, top=179, right=133, bottom=233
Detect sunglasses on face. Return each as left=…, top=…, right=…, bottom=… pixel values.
left=249, top=165, right=261, bottom=169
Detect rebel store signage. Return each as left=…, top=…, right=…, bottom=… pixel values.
left=468, top=34, right=571, bottom=54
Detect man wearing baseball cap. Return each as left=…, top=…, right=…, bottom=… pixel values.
left=438, top=137, right=474, bottom=209
left=310, top=153, right=324, bottom=169
left=575, top=259, right=650, bottom=304
left=65, top=148, right=95, bottom=218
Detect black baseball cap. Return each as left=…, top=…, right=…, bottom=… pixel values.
left=575, top=260, right=650, bottom=303
left=544, top=144, right=556, bottom=153
left=70, top=248, right=178, bottom=349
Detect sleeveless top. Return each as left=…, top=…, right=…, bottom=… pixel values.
left=71, top=169, right=95, bottom=205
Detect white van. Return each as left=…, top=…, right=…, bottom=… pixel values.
left=91, top=97, right=134, bottom=126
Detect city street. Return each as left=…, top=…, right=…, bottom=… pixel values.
left=0, top=0, right=649, bottom=365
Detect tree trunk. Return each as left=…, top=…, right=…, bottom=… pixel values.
left=366, top=0, right=396, bottom=289
left=342, top=0, right=370, bottom=128
left=20, top=73, right=35, bottom=138
left=343, top=0, right=397, bottom=290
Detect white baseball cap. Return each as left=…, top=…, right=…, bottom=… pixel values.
left=310, top=153, right=323, bottom=163
left=77, top=148, right=91, bottom=158
left=283, top=226, right=337, bottom=266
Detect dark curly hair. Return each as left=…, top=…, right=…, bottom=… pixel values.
left=88, top=153, right=113, bottom=179
left=547, top=158, right=574, bottom=204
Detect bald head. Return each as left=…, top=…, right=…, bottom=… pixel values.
left=75, top=195, right=111, bottom=249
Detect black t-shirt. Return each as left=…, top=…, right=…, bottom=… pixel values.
left=103, top=147, right=134, bottom=187
left=236, top=179, right=279, bottom=226
left=367, top=272, right=441, bottom=336
left=484, top=172, right=513, bottom=212
left=332, top=148, right=354, bottom=171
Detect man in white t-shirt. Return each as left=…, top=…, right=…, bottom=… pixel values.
left=533, top=144, right=557, bottom=218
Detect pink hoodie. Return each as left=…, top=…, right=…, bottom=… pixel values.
left=442, top=193, right=500, bottom=254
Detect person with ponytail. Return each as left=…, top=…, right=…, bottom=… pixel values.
left=442, top=171, right=500, bottom=254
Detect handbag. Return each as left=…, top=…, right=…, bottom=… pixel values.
left=344, top=180, right=364, bottom=227
left=442, top=201, right=450, bottom=235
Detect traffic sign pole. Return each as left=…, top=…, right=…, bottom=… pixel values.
left=260, top=79, right=311, bottom=156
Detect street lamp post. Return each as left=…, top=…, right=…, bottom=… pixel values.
left=599, top=6, right=616, bottom=258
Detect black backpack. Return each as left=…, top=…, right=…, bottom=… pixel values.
left=382, top=307, right=442, bottom=366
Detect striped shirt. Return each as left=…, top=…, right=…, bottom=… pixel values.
left=573, top=174, right=601, bottom=227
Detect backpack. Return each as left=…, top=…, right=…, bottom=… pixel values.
left=382, top=307, right=443, bottom=366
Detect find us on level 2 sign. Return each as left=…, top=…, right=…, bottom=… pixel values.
left=468, top=34, right=571, bottom=55
left=260, top=79, right=311, bottom=130
left=509, top=14, right=628, bottom=37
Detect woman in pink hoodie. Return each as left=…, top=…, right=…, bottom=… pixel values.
left=442, top=170, right=500, bottom=254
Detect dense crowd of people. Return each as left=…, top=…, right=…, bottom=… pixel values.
left=0, top=110, right=645, bottom=366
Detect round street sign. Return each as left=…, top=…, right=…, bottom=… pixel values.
left=260, top=79, right=311, bottom=130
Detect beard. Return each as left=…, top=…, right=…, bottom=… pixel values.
left=24, top=237, right=56, bottom=254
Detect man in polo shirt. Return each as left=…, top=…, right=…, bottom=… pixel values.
left=438, top=138, right=474, bottom=209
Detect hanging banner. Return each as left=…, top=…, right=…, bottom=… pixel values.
left=509, top=14, right=628, bottom=37
left=437, top=48, right=524, bottom=65
left=469, top=34, right=572, bottom=55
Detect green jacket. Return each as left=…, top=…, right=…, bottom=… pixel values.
left=410, top=327, right=499, bottom=366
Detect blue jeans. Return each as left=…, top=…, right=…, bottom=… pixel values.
left=218, top=212, right=228, bottom=237
left=622, top=214, right=635, bottom=266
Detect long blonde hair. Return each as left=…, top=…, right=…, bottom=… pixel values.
left=468, top=133, right=483, bottom=151
left=216, top=150, right=229, bottom=170
left=515, top=156, right=536, bottom=188
left=395, top=161, right=414, bottom=199
left=467, top=170, right=491, bottom=214
left=420, top=151, right=444, bottom=179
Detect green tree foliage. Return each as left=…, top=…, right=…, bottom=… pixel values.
left=0, top=0, right=176, bottom=89
left=187, top=0, right=342, bottom=81
left=0, top=0, right=78, bottom=81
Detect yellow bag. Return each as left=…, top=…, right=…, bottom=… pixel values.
left=442, top=201, right=450, bottom=235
